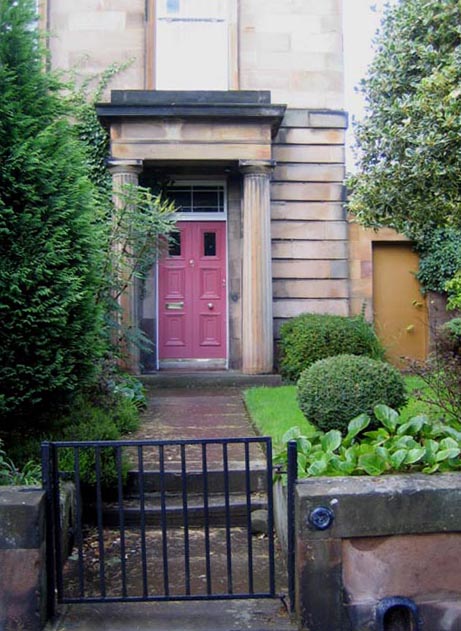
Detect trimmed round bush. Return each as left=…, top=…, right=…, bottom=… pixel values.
left=297, top=354, right=407, bottom=433
left=279, top=313, right=384, bottom=383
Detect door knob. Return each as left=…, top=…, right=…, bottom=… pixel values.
left=208, top=303, right=214, bottom=309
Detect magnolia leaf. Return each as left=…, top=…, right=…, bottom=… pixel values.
left=394, top=435, right=419, bottom=450
left=436, top=448, right=461, bottom=462
left=439, top=437, right=460, bottom=451
left=345, top=413, right=370, bottom=443
left=358, top=452, right=388, bottom=476
left=297, top=453, right=308, bottom=471
left=403, top=447, right=426, bottom=465
left=364, top=428, right=390, bottom=443
left=374, top=404, right=399, bottom=433
left=397, top=417, right=425, bottom=436
left=281, top=427, right=302, bottom=444
left=389, top=449, right=407, bottom=469
left=330, top=457, right=355, bottom=475
left=422, top=463, right=440, bottom=474
left=297, top=437, right=312, bottom=455
left=307, top=456, right=329, bottom=476
left=321, top=430, right=342, bottom=453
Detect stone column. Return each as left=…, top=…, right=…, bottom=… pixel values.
left=239, top=160, right=275, bottom=374
left=108, top=159, right=143, bottom=373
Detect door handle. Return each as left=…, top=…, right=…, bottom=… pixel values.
left=208, top=303, right=214, bottom=310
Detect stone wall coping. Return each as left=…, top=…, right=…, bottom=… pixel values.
left=296, top=473, right=461, bottom=539
left=0, top=487, right=45, bottom=549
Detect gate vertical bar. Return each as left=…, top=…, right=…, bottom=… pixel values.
left=116, top=446, right=127, bottom=598
left=137, top=445, right=149, bottom=598
left=95, top=447, right=106, bottom=598
left=201, top=443, right=212, bottom=595
left=51, top=443, right=64, bottom=602
left=287, top=439, right=298, bottom=613
left=244, top=442, right=254, bottom=594
left=180, top=444, right=191, bottom=596
left=159, top=445, right=170, bottom=596
left=41, top=442, right=56, bottom=619
left=222, top=442, right=233, bottom=594
left=73, top=447, right=85, bottom=598
left=265, top=438, right=276, bottom=597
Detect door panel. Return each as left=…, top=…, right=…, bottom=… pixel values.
left=158, top=221, right=227, bottom=360
left=373, top=243, right=428, bottom=366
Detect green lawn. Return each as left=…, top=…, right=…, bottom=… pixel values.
left=244, top=375, right=443, bottom=447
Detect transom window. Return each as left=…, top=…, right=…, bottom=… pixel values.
left=155, top=0, right=229, bottom=90
left=166, top=183, right=226, bottom=219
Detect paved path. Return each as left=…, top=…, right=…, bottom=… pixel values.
left=47, top=379, right=296, bottom=631
left=129, top=386, right=266, bottom=470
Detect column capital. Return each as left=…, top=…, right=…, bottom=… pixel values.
left=239, top=159, right=275, bottom=177
left=107, top=159, right=143, bottom=176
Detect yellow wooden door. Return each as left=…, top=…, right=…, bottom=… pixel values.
left=372, top=243, right=428, bottom=366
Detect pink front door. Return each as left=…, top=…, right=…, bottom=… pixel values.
left=158, top=221, right=227, bottom=360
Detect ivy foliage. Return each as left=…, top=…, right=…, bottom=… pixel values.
left=69, top=66, right=177, bottom=356
left=0, top=0, right=104, bottom=423
left=347, top=0, right=461, bottom=240
left=415, top=228, right=461, bottom=293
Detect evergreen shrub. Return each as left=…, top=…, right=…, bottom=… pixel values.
left=0, top=0, right=103, bottom=425
left=297, top=354, right=407, bottom=434
left=279, top=313, right=384, bottom=383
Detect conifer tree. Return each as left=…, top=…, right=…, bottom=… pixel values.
left=0, top=0, right=103, bottom=424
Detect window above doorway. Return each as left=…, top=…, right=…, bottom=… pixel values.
left=155, top=0, right=230, bottom=90
left=166, top=182, right=226, bottom=220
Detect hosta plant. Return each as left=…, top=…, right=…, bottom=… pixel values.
left=274, top=404, right=461, bottom=479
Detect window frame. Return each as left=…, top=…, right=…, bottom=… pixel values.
left=166, top=179, right=228, bottom=222
left=145, top=0, right=238, bottom=90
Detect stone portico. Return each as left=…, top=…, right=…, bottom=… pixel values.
left=97, top=90, right=348, bottom=374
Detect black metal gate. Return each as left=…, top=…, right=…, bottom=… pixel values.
left=42, top=436, right=284, bottom=612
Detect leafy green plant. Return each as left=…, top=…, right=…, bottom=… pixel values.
left=347, top=0, right=461, bottom=240
left=58, top=415, right=128, bottom=487
left=279, top=313, right=384, bottom=383
left=415, top=229, right=461, bottom=293
left=297, top=354, right=407, bottom=434
left=410, top=319, right=461, bottom=424
left=0, top=440, right=41, bottom=486
left=274, top=404, right=461, bottom=479
left=110, top=374, right=146, bottom=410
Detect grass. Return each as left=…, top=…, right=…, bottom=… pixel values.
left=244, top=375, right=445, bottom=447
left=244, top=386, right=313, bottom=444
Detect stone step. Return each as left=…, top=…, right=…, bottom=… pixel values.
left=125, top=468, right=268, bottom=495
left=139, top=371, right=281, bottom=389
left=94, top=492, right=268, bottom=528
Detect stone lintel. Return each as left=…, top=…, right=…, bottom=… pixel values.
left=97, top=103, right=287, bottom=138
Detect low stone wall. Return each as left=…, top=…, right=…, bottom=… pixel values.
left=295, top=473, right=461, bottom=630
left=0, top=487, right=47, bottom=631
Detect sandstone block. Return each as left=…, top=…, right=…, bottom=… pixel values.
left=271, top=201, right=345, bottom=221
